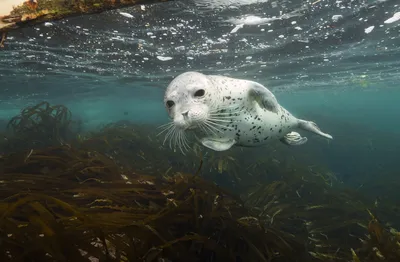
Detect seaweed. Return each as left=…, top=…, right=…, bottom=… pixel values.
left=0, top=145, right=306, bottom=261
left=2, top=101, right=79, bottom=152
left=0, top=102, right=400, bottom=261
left=75, top=121, right=196, bottom=175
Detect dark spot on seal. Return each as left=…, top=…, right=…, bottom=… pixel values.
left=279, top=129, right=282, bottom=133
left=263, top=136, right=269, bottom=140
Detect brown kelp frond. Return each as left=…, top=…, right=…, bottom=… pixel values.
left=3, top=101, right=79, bottom=153
left=1, top=102, right=400, bottom=261
left=241, top=162, right=400, bottom=262
left=8, top=101, right=71, bottom=134
left=349, top=210, right=400, bottom=261
left=0, top=143, right=305, bottom=261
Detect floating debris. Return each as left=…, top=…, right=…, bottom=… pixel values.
left=384, top=12, right=400, bottom=24
left=156, top=56, right=173, bottom=61
left=119, top=12, right=134, bottom=18
left=365, top=26, right=375, bottom=34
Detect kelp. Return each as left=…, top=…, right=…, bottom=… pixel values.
left=2, top=101, right=79, bottom=152
left=0, top=144, right=306, bottom=261
left=243, top=157, right=400, bottom=261
left=0, top=0, right=173, bottom=47
left=0, top=102, right=400, bottom=261
left=75, top=121, right=199, bottom=175
left=344, top=210, right=400, bottom=262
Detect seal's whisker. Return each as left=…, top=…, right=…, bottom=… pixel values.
left=210, top=106, right=242, bottom=113
left=206, top=119, right=233, bottom=130
left=201, top=124, right=215, bottom=135
left=209, top=111, right=242, bottom=116
left=180, top=131, right=191, bottom=154
left=201, top=122, right=219, bottom=135
left=179, top=131, right=185, bottom=152
left=209, top=113, right=241, bottom=118
left=157, top=124, right=173, bottom=137
left=162, top=128, right=171, bottom=145
left=198, top=124, right=207, bottom=133
left=157, top=122, right=174, bottom=129
left=177, top=131, right=185, bottom=155
left=203, top=121, right=223, bottom=134
left=163, top=125, right=175, bottom=145
left=209, top=114, right=239, bottom=117
left=173, top=129, right=179, bottom=151
left=208, top=114, right=238, bottom=118
left=210, top=109, right=241, bottom=113
left=168, top=128, right=177, bottom=150
left=206, top=122, right=234, bottom=133
left=208, top=118, right=232, bottom=123
left=199, top=124, right=214, bottom=136
left=198, top=124, right=207, bottom=134
left=181, top=131, right=190, bottom=151
left=184, top=137, right=191, bottom=152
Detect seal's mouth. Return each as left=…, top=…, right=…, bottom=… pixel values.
left=173, top=117, right=200, bottom=131
left=174, top=123, right=196, bottom=131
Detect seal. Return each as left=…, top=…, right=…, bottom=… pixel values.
left=159, top=71, right=333, bottom=153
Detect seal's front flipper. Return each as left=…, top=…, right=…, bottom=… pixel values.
left=201, top=138, right=236, bottom=151
left=280, top=132, right=308, bottom=146
left=298, top=119, right=333, bottom=140
left=248, top=82, right=280, bottom=114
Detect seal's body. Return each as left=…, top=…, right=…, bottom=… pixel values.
left=161, top=71, right=333, bottom=152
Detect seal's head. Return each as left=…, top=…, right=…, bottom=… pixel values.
left=164, top=71, right=216, bottom=130
left=159, top=71, right=220, bottom=153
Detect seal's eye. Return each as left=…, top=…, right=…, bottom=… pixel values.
left=194, top=89, right=205, bottom=97
left=166, top=100, right=175, bottom=108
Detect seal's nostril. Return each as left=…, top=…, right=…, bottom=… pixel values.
left=182, top=111, right=189, bottom=117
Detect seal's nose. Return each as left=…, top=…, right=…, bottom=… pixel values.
left=174, top=111, right=189, bottom=129
left=181, top=111, right=189, bottom=119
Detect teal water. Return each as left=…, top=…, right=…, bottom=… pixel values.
left=1, top=81, right=398, bottom=189
left=0, top=0, right=399, bottom=191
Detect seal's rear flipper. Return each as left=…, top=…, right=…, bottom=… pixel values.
left=298, top=119, right=333, bottom=140
left=280, top=132, right=308, bottom=146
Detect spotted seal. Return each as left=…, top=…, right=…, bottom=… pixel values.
left=159, top=71, right=333, bottom=153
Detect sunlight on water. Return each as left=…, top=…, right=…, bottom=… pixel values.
left=1, top=0, right=399, bottom=92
